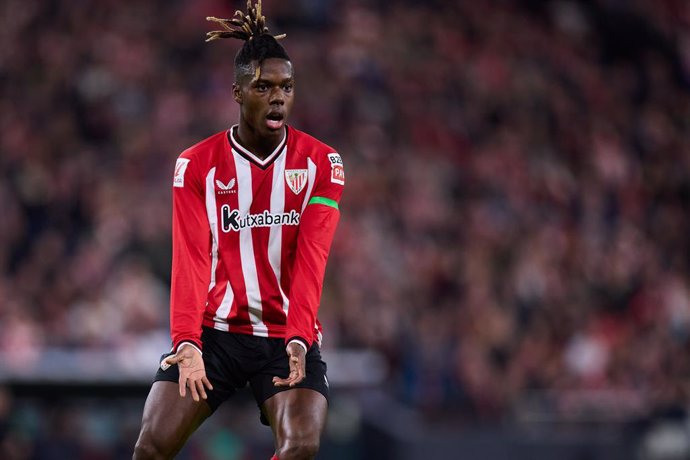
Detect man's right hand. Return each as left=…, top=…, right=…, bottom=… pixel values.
left=162, top=344, right=214, bottom=402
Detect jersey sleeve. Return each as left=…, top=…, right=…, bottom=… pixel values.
left=169, top=154, right=212, bottom=352
left=286, top=151, right=345, bottom=348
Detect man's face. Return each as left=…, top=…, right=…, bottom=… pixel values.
left=233, top=58, right=295, bottom=137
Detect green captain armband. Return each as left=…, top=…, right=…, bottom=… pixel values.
left=308, top=196, right=339, bottom=210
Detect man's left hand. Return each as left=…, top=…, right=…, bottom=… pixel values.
left=273, top=342, right=306, bottom=387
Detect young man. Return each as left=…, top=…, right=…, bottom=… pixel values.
left=133, top=3, right=344, bottom=459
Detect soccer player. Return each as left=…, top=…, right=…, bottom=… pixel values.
left=132, top=2, right=344, bottom=459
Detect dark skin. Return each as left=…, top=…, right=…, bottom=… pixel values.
left=233, top=58, right=295, bottom=160
left=132, top=58, right=327, bottom=460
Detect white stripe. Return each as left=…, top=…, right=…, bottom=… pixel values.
left=205, top=168, right=219, bottom=292
left=234, top=155, right=268, bottom=336
left=301, top=158, right=317, bottom=212
left=213, top=321, right=229, bottom=332
left=251, top=324, right=269, bottom=336
left=213, top=280, right=234, bottom=329
left=269, top=147, right=290, bottom=317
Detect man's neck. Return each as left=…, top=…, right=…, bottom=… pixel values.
left=235, top=122, right=285, bottom=160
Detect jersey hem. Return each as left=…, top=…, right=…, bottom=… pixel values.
left=203, top=318, right=288, bottom=338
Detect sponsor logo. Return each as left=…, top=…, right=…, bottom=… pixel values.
left=285, top=169, right=308, bottom=195
left=221, top=205, right=300, bottom=232
left=173, top=158, right=190, bottom=188
left=327, top=153, right=344, bottom=185
left=216, top=178, right=236, bottom=194
left=327, top=153, right=343, bottom=165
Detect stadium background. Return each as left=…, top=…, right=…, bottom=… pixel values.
left=1, top=0, right=689, bottom=458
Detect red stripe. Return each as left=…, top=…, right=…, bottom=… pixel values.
left=221, top=145, right=250, bottom=328
left=280, top=149, right=305, bottom=304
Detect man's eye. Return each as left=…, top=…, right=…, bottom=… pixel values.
left=283, top=84, right=293, bottom=92
left=257, top=84, right=268, bottom=92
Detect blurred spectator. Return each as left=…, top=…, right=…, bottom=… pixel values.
left=0, top=0, right=689, bottom=433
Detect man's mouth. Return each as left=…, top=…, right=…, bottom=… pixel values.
left=266, top=112, right=285, bottom=130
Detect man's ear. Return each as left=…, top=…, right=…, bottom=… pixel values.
left=232, top=83, right=242, bottom=104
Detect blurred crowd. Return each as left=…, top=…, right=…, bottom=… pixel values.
left=1, top=0, right=690, bottom=447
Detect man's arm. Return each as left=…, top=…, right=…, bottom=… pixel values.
left=166, top=155, right=214, bottom=400
left=170, top=156, right=212, bottom=352
left=273, top=200, right=340, bottom=387
left=274, top=151, right=344, bottom=387
left=284, top=199, right=340, bottom=349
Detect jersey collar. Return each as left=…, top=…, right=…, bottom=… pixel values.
left=227, top=125, right=288, bottom=169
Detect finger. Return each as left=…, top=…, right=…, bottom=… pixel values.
left=202, top=375, right=214, bottom=391
left=189, top=379, right=200, bottom=402
left=196, top=379, right=208, bottom=400
left=272, top=372, right=296, bottom=386
left=273, top=377, right=291, bottom=387
left=273, top=369, right=301, bottom=387
left=179, top=376, right=187, bottom=398
left=287, top=357, right=305, bottom=386
left=289, top=368, right=305, bottom=387
left=160, top=359, right=172, bottom=371
left=164, top=354, right=181, bottom=365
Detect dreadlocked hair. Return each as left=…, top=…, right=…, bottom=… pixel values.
left=206, top=0, right=290, bottom=82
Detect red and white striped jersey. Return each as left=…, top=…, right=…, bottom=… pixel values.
left=169, top=125, right=344, bottom=352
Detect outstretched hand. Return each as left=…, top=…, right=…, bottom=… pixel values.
left=162, top=344, right=214, bottom=402
left=273, top=342, right=306, bottom=387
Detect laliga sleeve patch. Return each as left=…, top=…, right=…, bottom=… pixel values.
left=327, top=153, right=344, bottom=185
left=173, top=158, right=190, bottom=188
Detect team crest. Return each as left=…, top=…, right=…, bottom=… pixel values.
left=285, top=169, right=308, bottom=195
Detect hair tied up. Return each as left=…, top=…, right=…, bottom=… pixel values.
left=206, top=0, right=286, bottom=43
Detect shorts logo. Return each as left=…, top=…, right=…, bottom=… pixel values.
left=173, top=158, right=190, bottom=188
left=216, top=178, right=236, bottom=194
left=285, top=169, right=308, bottom=195
left=327, top=153, right=344, bottom=185
left=221, top=205, right=300, bottom=232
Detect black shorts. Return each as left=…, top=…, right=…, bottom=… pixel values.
left=154, top=327, right=329, bottom=425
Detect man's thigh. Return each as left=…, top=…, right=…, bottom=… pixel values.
left=249, top=342, right=329, bottom=426
left=134, top=381, right=213, bottom=459
left=261, top=388, right=328, bottom=444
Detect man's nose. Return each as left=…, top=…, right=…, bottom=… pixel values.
left=269, top=87, right=284, bottom=105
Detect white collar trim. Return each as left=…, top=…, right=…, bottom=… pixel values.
left=229, top=125, right=287, bottom=167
